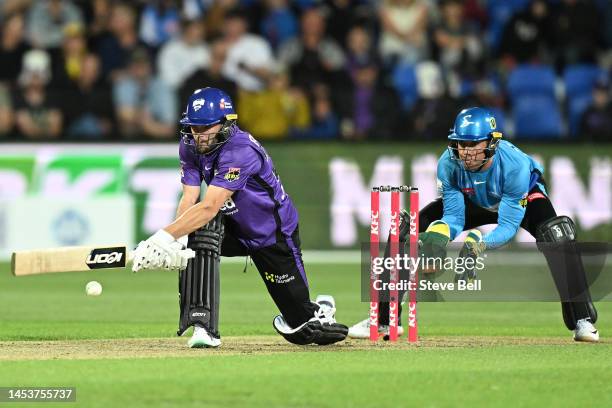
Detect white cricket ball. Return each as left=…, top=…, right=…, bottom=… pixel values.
left=85, top=281, right=103, bottom=296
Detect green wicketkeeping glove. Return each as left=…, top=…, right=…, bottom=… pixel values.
left=418, top=220, right=451, bottom=273
left=456, top=229, right=486, bottom=282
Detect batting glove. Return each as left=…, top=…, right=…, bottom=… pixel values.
left=132, top=230, right=195, bottom=272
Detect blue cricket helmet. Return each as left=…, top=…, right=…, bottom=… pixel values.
left=180, top=87, right=237, bottom=127
left=179, top=87, right=238, bottom=154
left=448, top=107, right=498, bottom=141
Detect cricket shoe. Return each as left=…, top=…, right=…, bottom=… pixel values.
left=188, top=325, right=221, bottom=348
left=273, top=295, right=348, bottom=346
left=312, top=295, right=348, bottom=345
left=315, top=295, right=337, bottom=319
left=573, top=318, right=599, bottom=343
left=348, top=318, right=404, bottom=339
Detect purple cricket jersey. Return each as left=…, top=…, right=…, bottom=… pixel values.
left=179, top=125, right=299, bottom=250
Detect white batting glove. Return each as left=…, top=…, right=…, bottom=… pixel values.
left=132, top=230, right=195, bottom=272
left=162, top=241, right=195, bottom=270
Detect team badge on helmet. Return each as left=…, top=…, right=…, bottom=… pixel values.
left=192, top=98, right=205, bottom=112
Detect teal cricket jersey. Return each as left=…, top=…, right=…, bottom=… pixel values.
left=437, top=140, right=545, bottom=249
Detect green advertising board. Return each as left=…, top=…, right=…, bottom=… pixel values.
left=0, top=143, right=610, bottom=249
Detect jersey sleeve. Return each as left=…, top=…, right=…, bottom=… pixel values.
left=179, top=140, right=203, bottom=186
left=483, top=166, right=530, bottom=248
left=210, top=145, right=262, bottom=191
left=438, top=156, right=465, bottom=240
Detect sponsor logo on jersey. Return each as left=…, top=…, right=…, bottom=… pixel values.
left=519, top=192, right=528, bottom=208
left=219, top=197, right=238, bottom=215
left=462, top=187, right=475, bottom=195
left=527, top=192, right=546, bottom=202
left=264, top=272, right=295, bottom=284
left=224, top=167, right=241, bottom=182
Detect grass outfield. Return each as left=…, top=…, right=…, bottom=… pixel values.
left=1, top=261, right=611, bottom=407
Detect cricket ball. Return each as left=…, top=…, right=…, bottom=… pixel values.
left=85, top=281, right=103, bottom=296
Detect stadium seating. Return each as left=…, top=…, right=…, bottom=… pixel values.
left=507, top=65, right=562, bottom=139
left=391, top=63, right=418, bottom=111
left=486, top=0, right=531, bottom=49
left=563, top=64, right=606, bottom=136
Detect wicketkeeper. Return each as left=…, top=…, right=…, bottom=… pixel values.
left=131, top=87, right=348, bottom=348
left=349, top=107, right=599, bottom=342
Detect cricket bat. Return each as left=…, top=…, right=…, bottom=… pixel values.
left=11, top=245, right=133, bottom=276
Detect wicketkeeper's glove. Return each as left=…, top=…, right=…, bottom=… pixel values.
left=418, top=220, right=451, bottom=273
left=456, top=229, right=485, bottom=282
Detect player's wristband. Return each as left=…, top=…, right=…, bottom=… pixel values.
left=153, top=229, right=176, bottom=246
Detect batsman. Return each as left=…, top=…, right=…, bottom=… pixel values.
left=131, top=87, right=348, bottom=348
left=349, top=107, right=599, bottom=342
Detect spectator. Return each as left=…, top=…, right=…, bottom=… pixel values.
left=113, top=48, right=177, bottom=139
left=336, top=58, right=402, bottom=140
left=433, top=0, right=483, bottom=77
left=13, top=50, right=63, bottom=139
left=605, top=0, right=612, bottom=49
left=0, top=12, right=28, bottom=85
left=0, top=83, right=13, bottom=136
left=292, top=83, right=339, bottom=140
left=85, top=0, right=113, bottom=48
left=61, top=54, right=114, bottom=139
left=580, top=79, right=612, bottom=141
left=463, top=76, right=505, bottom=112
left=1, top=0, right=32, bottom=18
left=553, top=0, right=603, bottom=68
left=278, top=8, right=346, bottom=91
left=499, top=0, right=553, bottom=66
left=345, top=25, right=377, bottom=74
left=325, top=0, right=368, bottom=48
left=462, top=0, right=487, bottom=29
left=182, top=0, right=212, bottom=20
left=157, top=18, right=209, bottom=90
left=221, top=9, right=274, bottom=91
left=179, top=37, right=237, bottom=108
left=410, top=62, right=460, bottom=139
left=50, top=23, right=88, bottom=89
left=97, top=2, right=145, bottom=82
left=203, top=0, right=240, bottom=38
left=260, top=0, right=298, bottom=50
left=139, top=0, right=181, bottom=50
left=26, top=0, right=83, bottom=49
left=378, top=0, right=429, bottom=65
left=237, top=65, right=310, bottom=140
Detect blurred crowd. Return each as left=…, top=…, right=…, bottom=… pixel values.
left=0, top=0, right=610, bottom=142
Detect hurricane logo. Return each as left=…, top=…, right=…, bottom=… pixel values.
left=192, top=98, right=205, bottom=112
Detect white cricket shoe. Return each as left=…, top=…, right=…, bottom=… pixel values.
left=348, top=318, right=404, bottom=339
left=573, top=318, right=599, bottom=343
left=188, top=326, right=221, bottom=348
left=315, top=295, right=337, bottom=322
